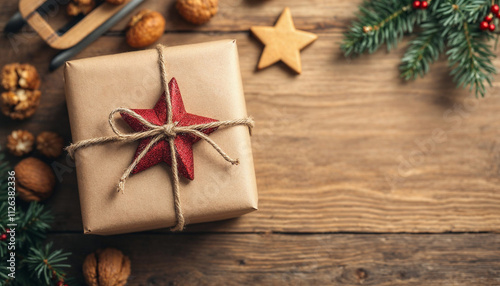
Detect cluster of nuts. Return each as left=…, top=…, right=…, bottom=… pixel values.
left=14, top=157, right=56, bottom=202
left=83, top=248, right=131, bottom=286
left=67, top=0, right=126, bottom=16
left=124, top=1, right=219, bottom=49
left=6, top=130, right=61, bottom=204
left=7, top=130, right=64, bottom=158
left=1, top=63, right=41, bottom=120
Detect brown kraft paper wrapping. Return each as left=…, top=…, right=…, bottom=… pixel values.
left=64, top=40, right=258, bottom=235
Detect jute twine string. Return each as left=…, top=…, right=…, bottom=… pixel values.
left=65, top=45, right=254, bottom=231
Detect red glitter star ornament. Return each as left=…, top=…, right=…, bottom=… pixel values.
left=120, top=77, right=218, bottom=180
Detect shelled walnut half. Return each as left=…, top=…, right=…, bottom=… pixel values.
left=7, top=130, right=34, bottom=156
left=1, top=89, right=41, bottom=120
left=1, top=63, right=42, bottom=120
left=1, top=63, right=40, bottom=91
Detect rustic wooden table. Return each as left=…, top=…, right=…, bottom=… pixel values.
left=1, top=0, right=500, bottom=285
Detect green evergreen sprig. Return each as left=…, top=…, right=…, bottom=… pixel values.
left=17, top=203, right=53, bottom=250
left=25, top=243, right=71, bottom=285
left=0, top=149, right=74, bottom=286
left=400, top=20, right=445, bottom=80
left=342, top=0, right=429, bottom=56
left=342, top=0, right=498, bottom=97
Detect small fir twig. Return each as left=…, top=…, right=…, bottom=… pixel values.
left=0, top=148, right=75, bottom=285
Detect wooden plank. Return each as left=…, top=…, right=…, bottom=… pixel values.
left=48, top=233, right=500, bottom=285
left=2, top=31, right=500, bottom=233
left=1, top=0, right=350, bottom=35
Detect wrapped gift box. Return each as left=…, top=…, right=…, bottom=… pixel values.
left=64, top=40, right=258, bottom=235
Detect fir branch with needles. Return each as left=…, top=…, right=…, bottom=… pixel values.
left=25, top=243, right=71, bottom=285
left=342, top=0, right=498, bottom=97
left=400, top=19, right=445, bottom=80
left=0, top=149, right=75, bottom=286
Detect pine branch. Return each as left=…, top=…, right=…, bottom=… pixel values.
left=17, top=203, right=53, bottom=250
left=0, top=263, right=34, bottom=286
left=0, top=260, right=10, bottom=283
left=435, top=0, right=490, bottom=34
left=25, top=242, right=71, bottom=285
left=436, top=0, right=496, bottom=97
left=463, top=0, right=491, bottom=23
left=0, top=150, right=11, bottom=259
left=0, top=152, right=9, bottom=204
left=0, top=149, right=53, bottom=252
left=0, top=204, right=9, bottom=258
left=341, top=0, right=429, bottom=56
left=342, top=0, right=499, bottom=97
left=446, top=23, right=495, bottom=96
left=0, top=148, right=74, bottom=285
left=400, top=19, right=446, bottom=80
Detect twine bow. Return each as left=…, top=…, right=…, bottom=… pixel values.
left=66, top=45, right=254, bottom=231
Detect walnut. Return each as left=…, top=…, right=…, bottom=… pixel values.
left=67, top=0, right=96, bottom=16
left=126, top=10, right=166, bottom=49
left=1, top=89, right=41, bottom=120
left=14, top=157, right=55, bottom=202
left=1, top=63, right=40, bottom=91
left=36, top=131, right=64, bottom=158
left=83, top=248, right=131, bottom=286
left=176, top=0, right=218, bottom=24
left=105, top=0, right=126, bottom=5
left=7, top=130, right=34, bottom=156
left=1, top=63, right=42, bottom=120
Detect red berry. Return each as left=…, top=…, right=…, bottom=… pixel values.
left=56, top=281, right=63, bottom=286
left=480, top=21, right=490, bottom=30
left=485, top=13, right=494, bottom=22
left=421, top=1, right=428, bottom=9
left=492, top=4, right=500, bottom=14
left=0, top=234, right=7, bottom=241
left=490, top=23, right=496, bottom=31
left=413, top=0, right=421, bottom=9
left=497, top=11, right=500, bottom=18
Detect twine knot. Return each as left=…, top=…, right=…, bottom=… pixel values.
left=161, top=123, right=177, bottom=137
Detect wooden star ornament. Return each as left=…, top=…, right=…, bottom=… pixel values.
left=251, top=7, right=318, bottom=74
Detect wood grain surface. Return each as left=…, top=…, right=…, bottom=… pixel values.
left=48, top=233, right=500, bottom=285
left=1, top=0, right=500, bottom=284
